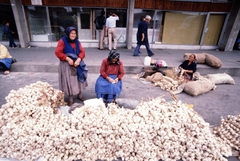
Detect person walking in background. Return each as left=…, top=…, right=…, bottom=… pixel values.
left=55, top=26, right=88, bottom=106
left=94, top=10, right=106, bottom=50
left=133, top=15, right=154, bottom=57
left=136, top=16, right=145, bottom=54
left=0, top=44, right=16, bottom=75
left=95, top=50, right=124, bottom=106
left=105, top=12, right=119, bottom=51
left=3, top=22, right=18, bottom=48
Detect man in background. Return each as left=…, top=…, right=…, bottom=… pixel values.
left=3, top=22, right=18, bottom=48
left=105, top=12, right=119, bottom=51
left=94, top=10, right=106, bottom=50
left=133, top=15, right=154, bottom=57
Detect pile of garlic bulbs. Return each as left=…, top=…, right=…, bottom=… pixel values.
left=0, top=81, right=233, bottom=161
left=213, top=115, right=240, bottom=157
left=2, top=81, right=66, bottom=113
left=154, top=75, right=179, bottom=91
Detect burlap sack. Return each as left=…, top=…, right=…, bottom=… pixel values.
left=163, top=68, right=178, bottom=80
left=205, top=54, right=222, bottom=68
left=206, top=73, right=235, bottom=84
left=183, top=53, right=206, bottom=64
left=145, top=72, right=163, bottom=83
left=139, top=67, right=157, bottom=78
left=183, top=80, right=215, bottom=96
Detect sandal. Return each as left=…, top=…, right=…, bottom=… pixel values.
left=3, top=70, right=10, bottom=75
left=78, top=96, right=85, bottom=101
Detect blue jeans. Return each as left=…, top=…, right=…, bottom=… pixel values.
left=133, top=43, right=154, bottom=56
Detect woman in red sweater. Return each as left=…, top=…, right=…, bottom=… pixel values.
left=95, top=50, right=124, bottom=105
left=55, top=26, right=88, bottom=106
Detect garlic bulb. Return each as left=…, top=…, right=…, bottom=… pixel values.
left=0, top=81, right=233, bottom=161
left=213, top=115, right=240, bottom=152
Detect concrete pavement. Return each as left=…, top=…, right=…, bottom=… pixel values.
left=3, top=46, right=240, bottom=76
left=0, top=47, right=240, bottom=161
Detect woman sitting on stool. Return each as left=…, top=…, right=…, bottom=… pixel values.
left=95, top=50, right=124, bottom=105
left=0, top=44, right=16, bottom=75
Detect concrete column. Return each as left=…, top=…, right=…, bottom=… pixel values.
left=10, top=0, right=29, bottom=48
left=219, top=0, right=240, bottom=51
left=126, top=0, right=135, bottom=50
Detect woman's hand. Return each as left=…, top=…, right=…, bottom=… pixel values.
left=66, top=57, right=74, bottom=65
left=107, top=77, right=115, bottom=83
left=74, top=58, right=81, bottom=67
left=114, top=78, right=119, bottom=83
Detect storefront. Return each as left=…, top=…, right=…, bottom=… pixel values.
left=0, top=0, right=237, bottom=50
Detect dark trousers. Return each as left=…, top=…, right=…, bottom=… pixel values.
left=7, top=34, right=17, bottom=47
left=133, top=43, right=154, bottom=56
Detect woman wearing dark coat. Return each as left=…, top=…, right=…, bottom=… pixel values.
left=178, top=54, right=197, bottom=81
left=55, top=26, right=88, bottom=106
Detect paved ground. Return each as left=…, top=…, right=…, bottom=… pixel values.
left=0, top=72, right=239, bottom=161
left=3, top=46, right=240, bottom=76
left=0, top=46, right=239, bottom=161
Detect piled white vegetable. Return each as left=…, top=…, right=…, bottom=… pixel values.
left=2, top=81, right=66, bottom=113
left=154, top=75, right=179, bottom=91
left=0, top=81, right=233, bottom=161
left=213, top=115, right=240, bottom=158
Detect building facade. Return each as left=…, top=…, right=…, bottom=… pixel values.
left=0, top=0, right=239, bottom=51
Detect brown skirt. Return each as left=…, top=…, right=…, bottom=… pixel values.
left=58, top=61, right=88, bottom=95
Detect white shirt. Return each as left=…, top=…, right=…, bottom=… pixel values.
left=106, top=16, right=119, bottom=28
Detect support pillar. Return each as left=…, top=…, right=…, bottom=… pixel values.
left=10, top=0, right=29, bottom=48
left=219, top=0, right=240, bottom=51
left=126, top=0, right=135, bottom=50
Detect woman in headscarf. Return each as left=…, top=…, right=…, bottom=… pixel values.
left=55, top=26, right=88, bottom=106
left=178, top=54, right=197, bottom=81
left=95, top=50, right=124, bottom=105
left=0, top=44, right=15, bottom=75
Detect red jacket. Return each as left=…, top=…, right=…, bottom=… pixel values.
left=55, top=39, right=85, bottom=61
left=100, top=58, right=124, bottom=79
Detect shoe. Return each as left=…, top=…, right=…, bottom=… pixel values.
left=12, top=59, right=17, bottom=64
left=148, top=53, right=155, bottom=57
left=78, top=96, right=85, bottom=101
left=99, top=48, right=105, bottom=50
left=133, top=54, right=139, bottom=56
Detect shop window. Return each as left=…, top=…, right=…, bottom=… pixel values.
left=162, top=11, right=206, bottom=45
left=25, top=6, right=51, bottom=41
left=49, top=7, right=79, bottom=41
left=132, top=9, right=155, bottom=43
left=106, top=9, right=127, bottom=27
left=106, top=9, right=127, bottom=42
left=202, top=14, right=226, bottom=45
left=0, top=5, right=18, bottom=41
